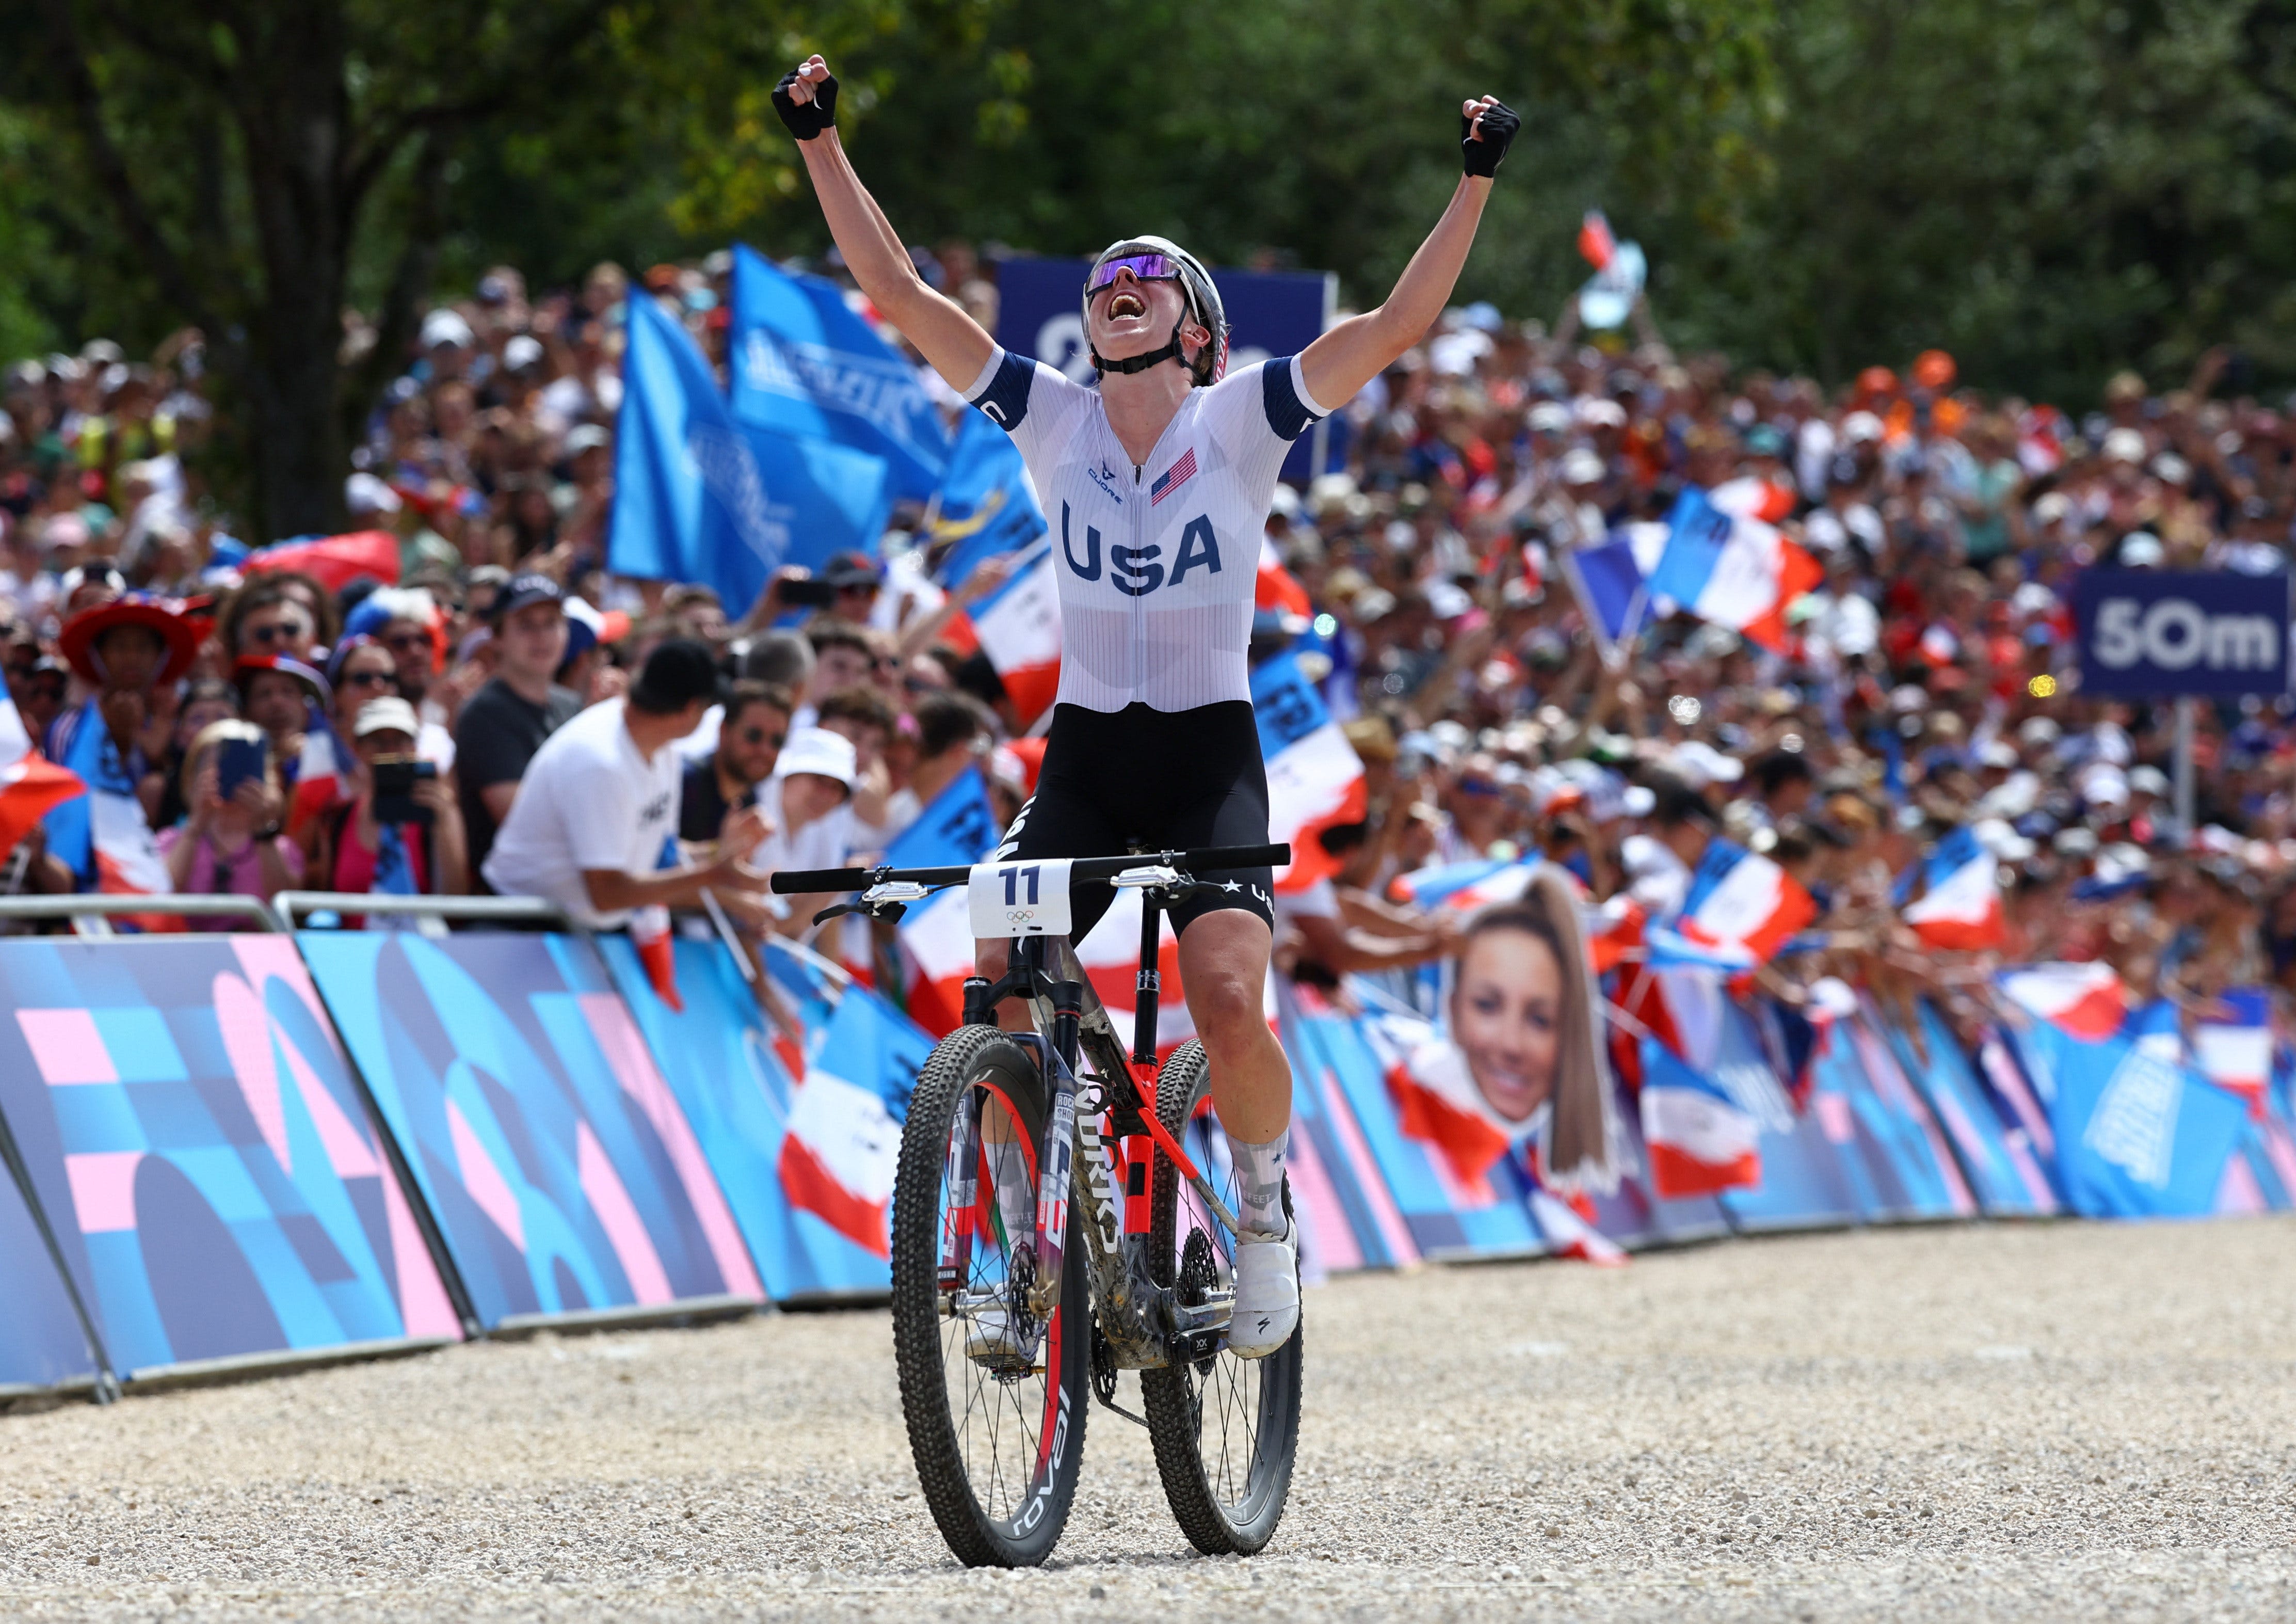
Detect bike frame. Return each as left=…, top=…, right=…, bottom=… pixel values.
left=953, top=886, right=1243, bottom=1374
left=774, top=846, right=1284, bottom=1380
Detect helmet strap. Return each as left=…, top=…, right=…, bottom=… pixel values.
left=1091, top=314, right=1191, bottom=377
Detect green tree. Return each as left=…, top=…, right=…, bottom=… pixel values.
left=1645, top=0, right=2296, bottom=402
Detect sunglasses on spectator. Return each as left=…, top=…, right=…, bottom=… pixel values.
left=382, top=632, right=431, bottom=653
left=246, top=621, right=308, bottom=647
left=1457, top=778, right=1504, bottom=799
left=343, top=669, right=397, bottom=690
left=736, top=726, right=787, bottom=748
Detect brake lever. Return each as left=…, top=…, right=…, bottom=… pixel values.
left=812, top=900, right=910, bottom=927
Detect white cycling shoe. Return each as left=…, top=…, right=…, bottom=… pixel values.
left=1225, top=1220, right=1299, bottom=1360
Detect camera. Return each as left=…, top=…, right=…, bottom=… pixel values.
left=371, top=755, right=438, bottom=825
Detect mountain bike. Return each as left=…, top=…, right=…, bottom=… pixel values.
left=770, top=843, right=1303, bottom=1568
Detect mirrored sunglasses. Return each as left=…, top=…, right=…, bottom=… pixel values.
left=1085, top=253, right=1181, bottom=295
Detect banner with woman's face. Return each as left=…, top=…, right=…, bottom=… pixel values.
left=1279, top=863, right=1670, bottom=1264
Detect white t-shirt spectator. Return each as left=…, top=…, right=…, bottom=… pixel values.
left=481, top=697, right=681, bottom=929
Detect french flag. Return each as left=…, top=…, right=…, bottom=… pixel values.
left=970, top=540, right=1062, bottom=726
left=1251, top=650, right=1368, bottom=894
left=1647, top=485, right=1823, bottom=654
left=1528, top=1188, right=1628, bottom=1267
left=1074, top=882, right=1214, bottom=1062
left=1903, top=827, right=2006, bottom=951
left=1678, top=850, right=1817, bottom=967
left=2194, top=989, right=2271, bottom=1117
left=1999, top=962, right=2127, bottom=1043
left=0, top=699, right=83, bottom=862
left=776, top=989, right=916, bottom=1256
left=1707, top=475, right=1796, bottom=524
left=1637, top=1038, right=1761, bottom=1197
left=778, top=1064, right=898, bottom=1256
left=1393, top=855, right=1541, bottom=913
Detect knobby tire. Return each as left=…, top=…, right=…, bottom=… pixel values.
left=890, top=1025, right=1089, bottom=1567
left=1139, top=1039, right=1303, bottom=1555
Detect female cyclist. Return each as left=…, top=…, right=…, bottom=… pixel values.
left=775, top=55, right=1517, bottom=1357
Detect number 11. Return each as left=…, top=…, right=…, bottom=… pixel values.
left=1001, top=865, right=1041, bottom=906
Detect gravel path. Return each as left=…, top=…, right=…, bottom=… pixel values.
left=4, top=1218, right=2292, bottom=1622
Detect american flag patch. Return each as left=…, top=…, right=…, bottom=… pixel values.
left=1150, top=447, right=1197, bottom=505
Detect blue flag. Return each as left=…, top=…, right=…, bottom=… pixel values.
left=928, top=408, right=1048, bottom=589
left=2026, top=1016, right=2250, bottom=1217
left=1249, top=648, right=1333, bottom=761
left=730, top=244, right=950, bottom=502
left=1556, top=533, right=1652, bottom=657
left=611, top=294, right=892, bottom=613
left=886, top=765, right=1000, bottom=870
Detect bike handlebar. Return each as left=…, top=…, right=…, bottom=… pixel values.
left=767, top=842, right=1292, bottom=896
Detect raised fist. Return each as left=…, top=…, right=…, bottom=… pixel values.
left=773, top=56, right=839, bottom=141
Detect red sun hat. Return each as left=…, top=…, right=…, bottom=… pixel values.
left=58, top=595, right=198, bottom=687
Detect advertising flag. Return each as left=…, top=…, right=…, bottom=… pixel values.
left=612, top=292, right=892, bottom=614
left=729, top=244, right=950, bottom=500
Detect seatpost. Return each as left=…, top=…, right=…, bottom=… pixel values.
left=1131, top=891, right=1161, bottom=1068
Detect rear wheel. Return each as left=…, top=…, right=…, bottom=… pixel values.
left=890, top=1025, right=1089, bottom=1567
left=1139, top=1040, right=1303, bottom=1555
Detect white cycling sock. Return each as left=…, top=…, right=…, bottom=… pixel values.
left=984, top=1137, right=1034, bottom=1250
left=1224, top=1126, right=1290, bottom=1236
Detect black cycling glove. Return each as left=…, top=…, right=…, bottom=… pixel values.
left=1461, top=99, right=1520, bottom=178
left=772, top=67, right=839, bottom=141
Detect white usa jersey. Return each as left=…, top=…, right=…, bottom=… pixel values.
left=964, top=346, right=1328, bottom=712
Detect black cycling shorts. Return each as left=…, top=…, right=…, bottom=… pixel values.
left=997, top=700, right=1274, bottom=942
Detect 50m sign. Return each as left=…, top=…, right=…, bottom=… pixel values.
left=2074, top=570, right=2292, bottom=698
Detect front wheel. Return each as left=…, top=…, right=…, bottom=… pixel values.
left=889, top=1025, right=1089, bottom=1567
left=1139, top=1040, right=1303, bottom=1555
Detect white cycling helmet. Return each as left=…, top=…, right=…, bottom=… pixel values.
left=1081, top=235, right=1229, bottom=386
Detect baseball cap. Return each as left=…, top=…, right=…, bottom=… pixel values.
left=490, top=573, right=564, bottom=624
left=628, top=637, right=723, bottom=713
left=352, top=696, right=421, bottom=740
left=820, top=550, right=884, bottom=590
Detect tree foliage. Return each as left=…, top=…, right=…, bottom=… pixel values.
left=9, top=0, right=2295, bottom=534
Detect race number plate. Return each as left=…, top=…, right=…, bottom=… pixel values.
left=968, top=857, right=1076, bottom=938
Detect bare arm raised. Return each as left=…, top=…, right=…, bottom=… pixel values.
left=1297, top=96, right=1518, bottom=413
left=775, top=57, right=996, bottom=393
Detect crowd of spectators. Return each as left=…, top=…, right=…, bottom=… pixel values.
left=2, top=247, right=2292, bottom=1029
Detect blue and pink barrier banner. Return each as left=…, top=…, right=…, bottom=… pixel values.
left=602, top=935, right=926, bottom=1300
left=0, top=1149, right=99, bottom=1393
left=11, top=912, right=2296, bottom=1399
left=0, top=937, right=459, bottom=1379
left=298, top=932, right=764, bottom=1328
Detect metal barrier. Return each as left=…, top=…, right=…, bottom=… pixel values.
left=0, top=893, right=286, bottom=935
left=271, top=891, right=570, bottom=938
